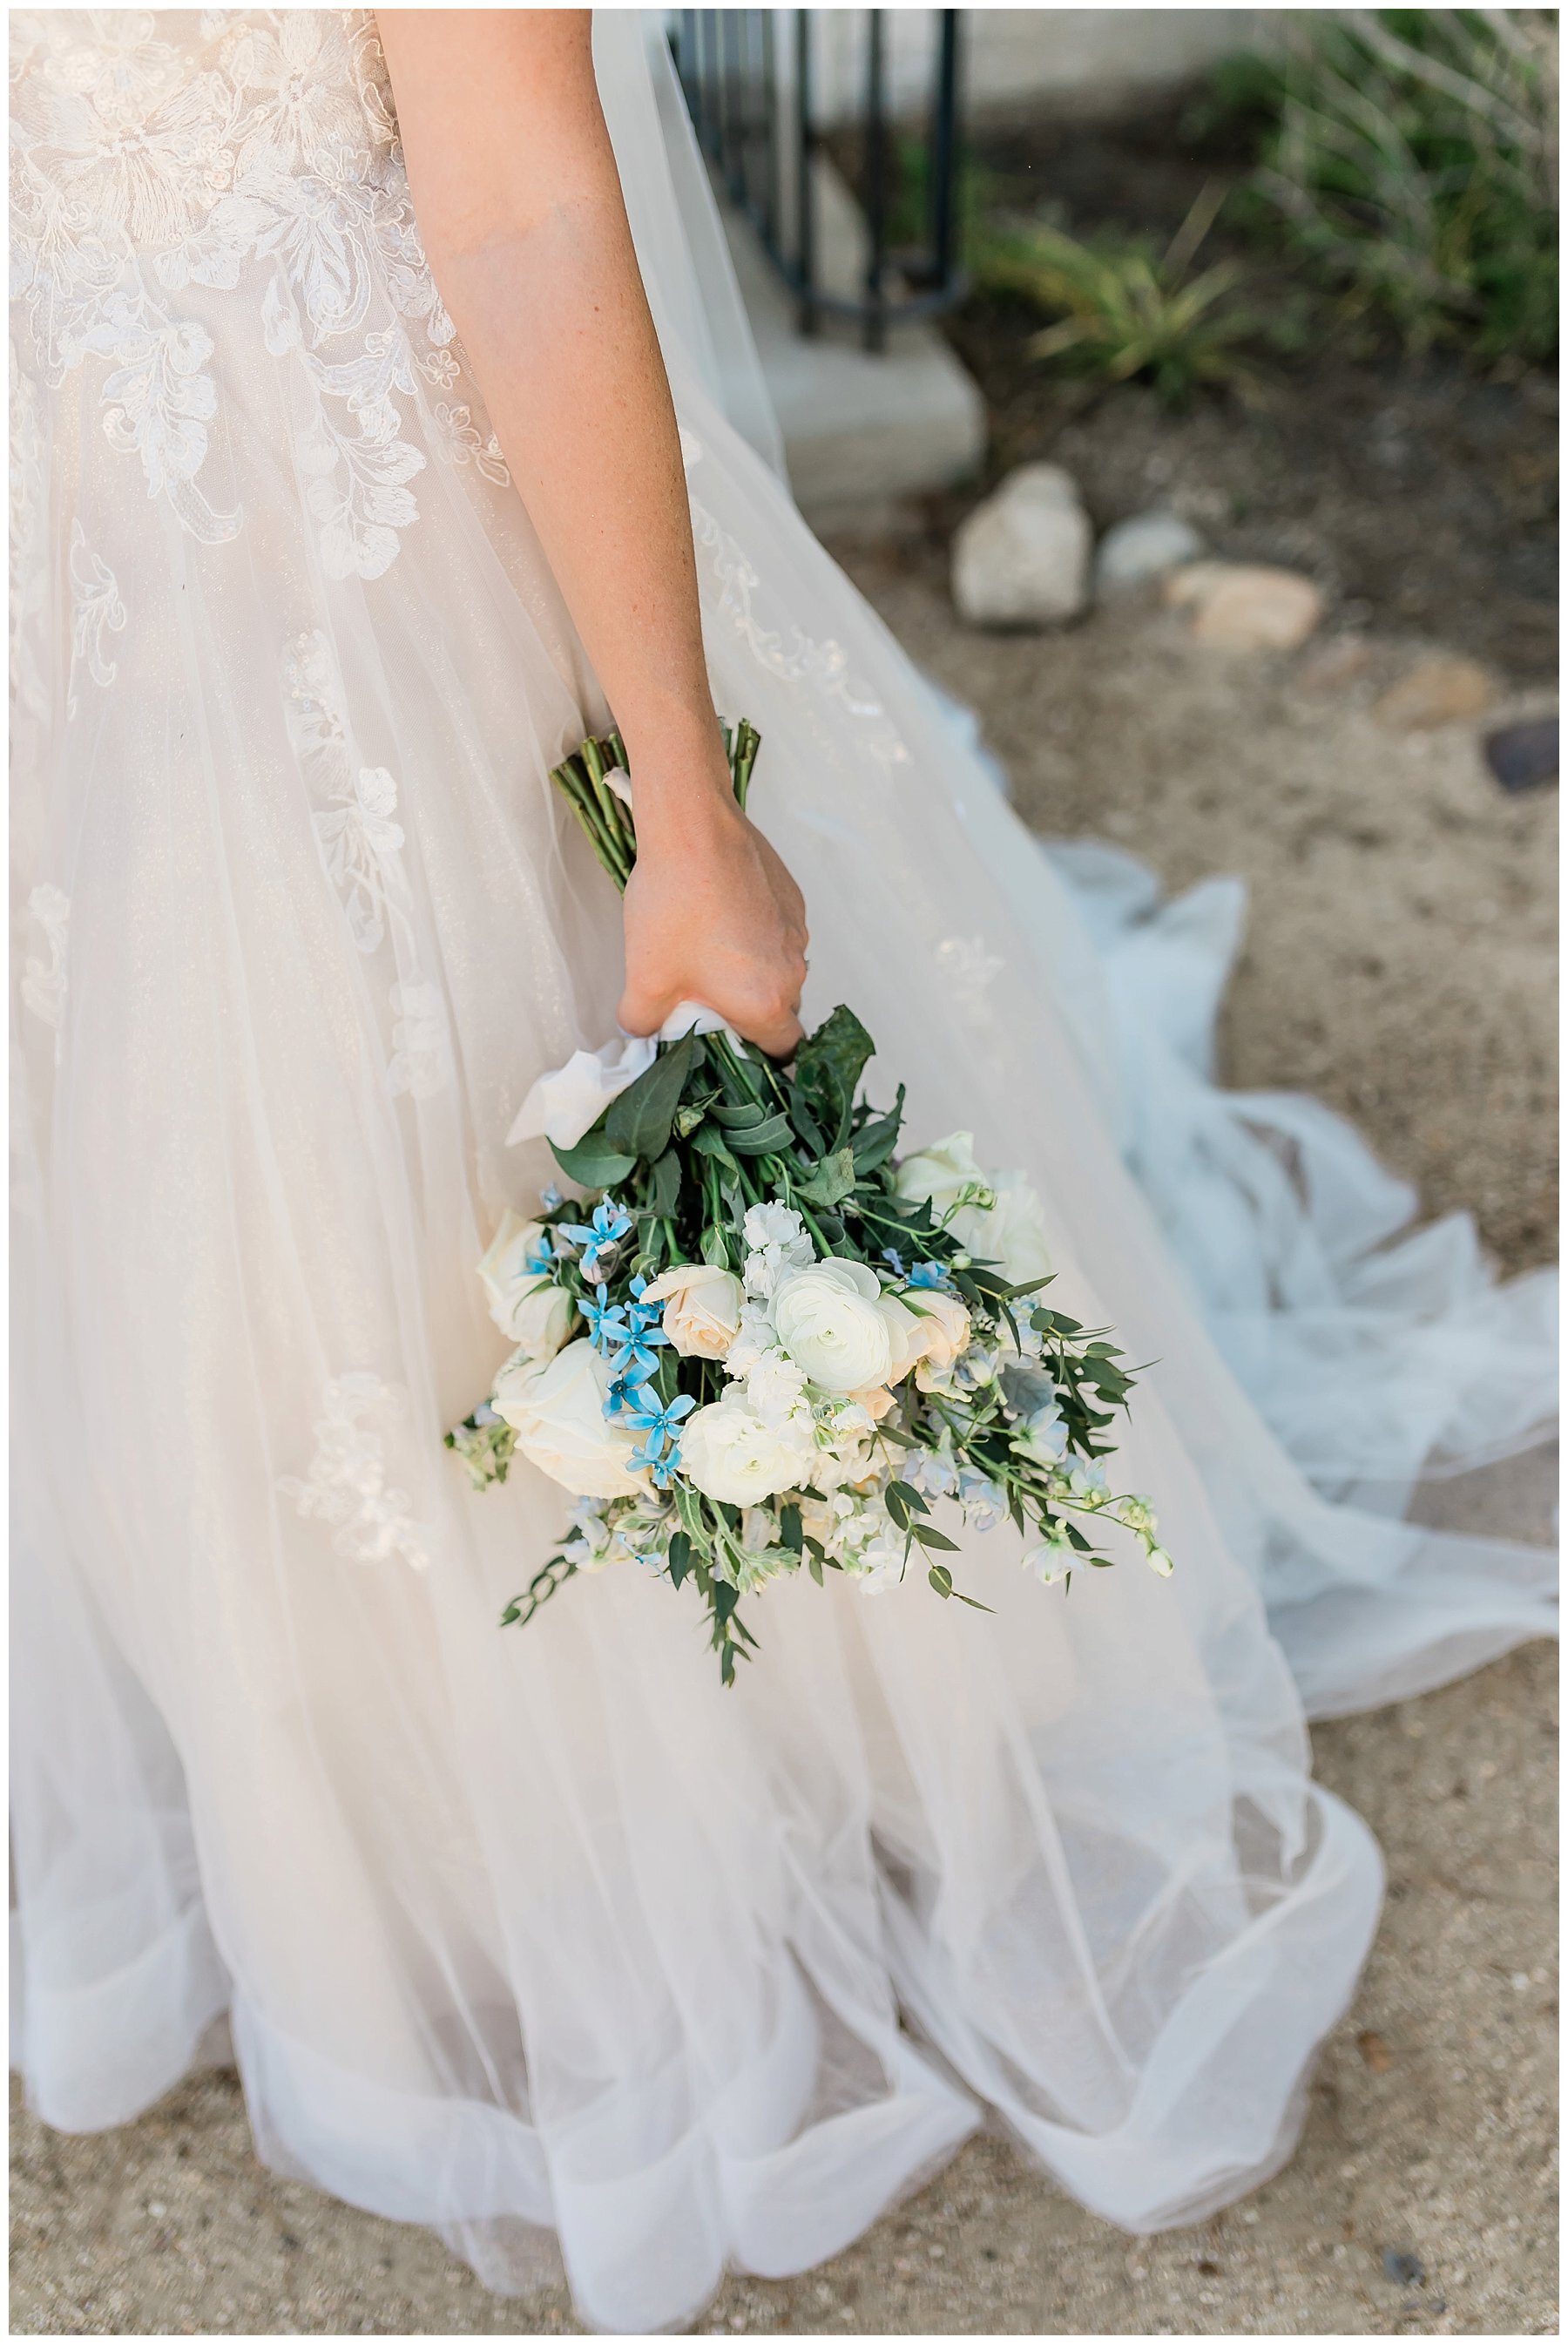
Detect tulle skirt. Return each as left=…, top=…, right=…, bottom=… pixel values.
left=10, top=13, right=1553, bottom=2334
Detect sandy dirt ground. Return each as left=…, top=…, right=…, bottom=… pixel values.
left=11, top=569, right=1558, bottom=2338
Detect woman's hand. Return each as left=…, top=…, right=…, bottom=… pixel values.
left=618, top=776, right=808, bottom=1059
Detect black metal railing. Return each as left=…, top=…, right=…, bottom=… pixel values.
left=672, top=10, right=966, bottom=352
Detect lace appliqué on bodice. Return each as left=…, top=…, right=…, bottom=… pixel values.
left=10, top=10, right=457, bottom=577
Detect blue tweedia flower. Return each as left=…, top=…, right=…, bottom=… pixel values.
left=621, top=1389, right=696, bottom=1486
left=578, top=1283, right=631, bottom=1353
left=604, top=1369, right=651, bottom=1419
left=908, top=1258, right=949, bottom=1291
left=524, top=1233, right=555, bottom=1276
left=882, top=1246, right=907, bottom=1278
left=540, top=1183, right=564, bottom=1212
left=559, top=1197, right=633, bottom=1282
left=605, top=1320, right=670, bottom=1383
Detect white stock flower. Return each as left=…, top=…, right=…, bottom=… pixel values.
left=640, top=1262, right=744, bottom=1360
left=745, top=1346, right=810, bottom=1426
left=742, top=1202, right=815, bottom=1301
left=724, top=1299, right=777, bottom=1379
left=773, top=1257, right=893, bottom=1396
left=491, top=1338, right=644, bottom=1500
left=679, top=1392, right=814, bottom=1506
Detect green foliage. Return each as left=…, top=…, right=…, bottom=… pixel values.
left=973, top=183, right=1265, bottom=403
left=1208, top=10, right=1558, bottom=364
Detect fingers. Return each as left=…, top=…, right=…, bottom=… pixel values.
left=617, top=978, right=672, bottom=1039
left=742, top=1002, right=805, bottom=1060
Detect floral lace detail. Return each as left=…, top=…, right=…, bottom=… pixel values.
left=680, top=430, right=909, bottom=769
left=431, top=400, right=510, bottom=487
left=10, top=10, right=453, bottom=575
left=22, top=883, right=70, bottom=1056
left=66, top=520, right=127, bottom=716
left=283, top=626, right=451, bottom=1098
left=278, top=1370, right=433, bottom=1570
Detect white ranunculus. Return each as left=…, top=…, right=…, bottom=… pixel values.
left=491, top=1339, right=645, bottom=1499
left=772, top=1257, right=894, bottom=1396
left=640, top=1262, right=744, bottom=1360
left=679, top=1393, right=814, bottom=1506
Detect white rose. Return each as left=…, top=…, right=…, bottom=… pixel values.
left=773, top=1257, right=895, bottom=1396
left=895, top=1132, right=992, bottom=1223
left=984, top=1175, right=1052, bottom=1287
left=876, top=1291, right=927, bottom=1384
left=477, top=1213, right=567, bottom=1345
left=679, top=1393, right=814, bottom=1506
left=640, top=1262, right=744, bottom=1360
left=505, top=1276, right=577, bottom=1363
left=491, top=1338, right=645, bottom=1499
left=896, top=1135, right=1051, bottom=1286
left=898, top=1289, right=972, bottom=1379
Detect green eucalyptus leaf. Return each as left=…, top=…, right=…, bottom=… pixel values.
left=796, top=1146, right=856, bottom=1209
left=605, top=1032, right=701, bottom=1162
left=794, top=1004, right=875, bottom=1146
left=550, top=1131, right=639, bottom=1188
left=727, top=1112, right=793, bottom=1155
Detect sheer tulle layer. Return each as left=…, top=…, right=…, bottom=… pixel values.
left=10, top=12, right=1551, bottom=2334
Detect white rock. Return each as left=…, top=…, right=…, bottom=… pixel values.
left=1093, top=510, right=1205, bottom=600
left=952, top=463, right=1092, bottom=628
left=1165, top=560, right=1325, bottom=651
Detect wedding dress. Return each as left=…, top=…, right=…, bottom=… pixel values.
left=10, top=13, right=1555, bottom=2334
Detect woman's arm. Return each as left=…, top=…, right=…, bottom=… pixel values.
left=376, top=9, right=807, bottom=1054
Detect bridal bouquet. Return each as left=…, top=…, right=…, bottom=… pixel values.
left=449, top=721, right=1169, bottom=1682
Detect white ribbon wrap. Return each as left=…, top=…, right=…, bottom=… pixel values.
left=506, top=1002, right=743, bottom=1152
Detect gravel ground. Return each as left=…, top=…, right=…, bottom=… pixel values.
left=11, top=567, right=1557, bottom=2339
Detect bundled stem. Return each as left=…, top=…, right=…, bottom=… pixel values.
left=551, top=721, right=762, bottom=892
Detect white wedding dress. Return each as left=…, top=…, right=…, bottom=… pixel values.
left=10, top=13, right=1556, bottom=2334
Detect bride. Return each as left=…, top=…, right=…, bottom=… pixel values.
left=11, top=11, right=1555, bottom=2333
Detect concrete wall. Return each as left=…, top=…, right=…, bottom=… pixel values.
left=806, top=10, right=1269, bottom=125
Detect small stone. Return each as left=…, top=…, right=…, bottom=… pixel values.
left=1374, top=655, right=1493, bottom=730
left=1295, top=634, right=1372, bottom=692
left=952, top=463, right=1092, bottom=628
left=1093, top=509, right=1205, bottom=599
left=1383, top=2250, right=1426, bottom=2286
left=1484, top=716, right=1558, bottom=792
left=1165, top=561, right=1325, bottom=651
left=1357, top=2029, right=1395, bottom=2071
